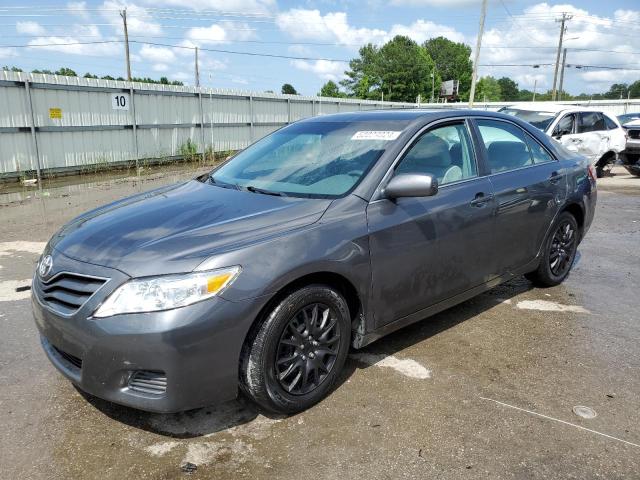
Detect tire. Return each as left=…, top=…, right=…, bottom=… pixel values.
left=525, top=212, right=579, bottom=287
left=240, top=284, right=351, bottom=414
left=595, top=164, right=605, bottom=178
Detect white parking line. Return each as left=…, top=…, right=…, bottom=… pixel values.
left=480, top=396, right=640, bottom=449
left=0, top=279, right=32, bottom=302
left=351, top=353, right=432, bottom=379
left=0, top=241, right=45, bottom=257
left=516, top=300, right=590, bottom=314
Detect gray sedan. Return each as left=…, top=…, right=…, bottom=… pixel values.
left=32, top=109, right=596, bottom=414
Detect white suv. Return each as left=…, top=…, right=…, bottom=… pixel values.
left=500, top=104, right=627, bottom=177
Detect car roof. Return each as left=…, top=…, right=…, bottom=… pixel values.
left=502, top=103, right=615, bottom=115
left=300, top=108, right=513, bottom=123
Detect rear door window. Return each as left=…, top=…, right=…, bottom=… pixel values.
left=475, top=119, right=534, bottom=174
left=578, top=112, right=606, bottom=133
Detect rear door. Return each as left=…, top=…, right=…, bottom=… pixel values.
left=366, top=120, right=497, bottom=327
left=473, top=118, right=567, bottom=274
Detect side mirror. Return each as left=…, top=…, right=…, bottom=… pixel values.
left=383, top=174, right=438, bottom=199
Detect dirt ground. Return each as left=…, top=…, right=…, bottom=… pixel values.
left=0, top=165, right=638, bottom=479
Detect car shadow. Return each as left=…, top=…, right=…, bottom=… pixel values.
left=80, top=276, right=534, bottom=438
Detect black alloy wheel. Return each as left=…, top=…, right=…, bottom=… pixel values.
left=275, top=303, right=340, bottom=395
left=549, top=220, right=576, bottom=278
left=525, top=211, right=579, bottom=287
left=240, top=284, right=351, bottom=414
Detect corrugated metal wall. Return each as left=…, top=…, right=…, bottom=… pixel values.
left=1, top=70, right=639, bottom=178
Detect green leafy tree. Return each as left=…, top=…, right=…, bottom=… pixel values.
left=83, top=72, right=98, bottom=79
left=281, top=83, right=298, bottom=95
left=497, top=77, right=519, bottom=101
left=2, top=65, right=23, bottom=72
left=629, top=80, right=640, bottom=99
left=318, top=80, right=344, bottom=98
left=423, top=37, right=472, bottom=100
left=475, top=76, right=502, bottom=102
left=55, top=67, right=77, bottom=76
left=31, top=68, right=53, bottom=74
left=340, top=43, right=380, bottom=99
left=342, top=36, right=440, bottom=102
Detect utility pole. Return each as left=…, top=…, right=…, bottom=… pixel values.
left=469, top=0, right=488, bottom=107
left=430, top=71, right=435, bottom=103
left=195, top=47, right=200, bottom=87
left=551, top=12, right=572, bottom=101
left=533, top=79, right=537, bottom=101
left=120, top=9, right=131, bottom=81
left=558, top=48, right=567, bottom=100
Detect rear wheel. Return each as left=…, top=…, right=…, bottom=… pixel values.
left=525, top=212, right=579, bottom=287
left=596, top=153, right=615, bottom=178
left=240, top=285, right=351, bottom=414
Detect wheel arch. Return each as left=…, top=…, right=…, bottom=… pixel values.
left=561, top=202, right=585, bottom=238
left=239, top=270, right=364, bottom=368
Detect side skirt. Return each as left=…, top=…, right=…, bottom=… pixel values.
left=352, top=258, right=539, bottom=349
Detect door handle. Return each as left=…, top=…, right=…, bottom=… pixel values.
left=549, top=172, right=562, bottom=184
left=470, top=192, right=494, bottom=207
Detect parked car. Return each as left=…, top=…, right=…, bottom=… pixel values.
left=617, top=114, right=640, bottom=176
left=32, top=110, right=596, bottom=414
left=617, top=113, right=640, bottom=126
left=500, top=104, right=627, bottom=177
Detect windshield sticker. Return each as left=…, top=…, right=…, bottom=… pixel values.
left=351, top=131, right=402, bottom=141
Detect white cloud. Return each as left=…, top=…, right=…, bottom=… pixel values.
left=140, top=0, right=275, bottom=14
left=291, top=59, right=346, bottom=81
left=139, top=44, right=176, bottom=63
left=391, top=0, right=482, bottom=6
left=100, top=1, right=163, bottom=36
left=185, top=21, right=255, bottom=45
left=389, top=19, right=465, bottom=44
left=67, top=1, right=90, bottom=19
left=478, top=3, right=640, bottom=94
left=26, top=25, right=119, bottom=56
left=276, top=9, right=465, bottom=47
left=16, top=21, right=46, bottom=36
left=152, top=63, right=169, bottom=72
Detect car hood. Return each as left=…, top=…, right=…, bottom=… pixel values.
left=49, top=180, right=332, bottom=277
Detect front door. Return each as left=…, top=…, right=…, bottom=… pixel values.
left=366, top=120, right=497, bottom=328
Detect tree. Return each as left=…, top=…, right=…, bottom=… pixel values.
left=475, top=76, right=502, bottom=102
left=341, top=36, right=440, bottom=102
left=497, top=77, right=519, bottom=101
left=55, top=67, right=77, bottom=76
left=2, top=65, right=23, bottom=72
left=340, top=43, right=380, bottom=99
left=83, top=72, right=98, bottom=79
left=318, top=80, right=344, bottom=98
left=629, top=80, right=640, bottom=99
left=603, top=83, right=628, bottom=99
left=423, top=37, right=472, bottom=100
left=281, top=83, right=298, bottom=95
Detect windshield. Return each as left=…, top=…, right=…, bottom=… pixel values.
left=500, top=108, right=558, bottom=131
left=210, top=121, right=404, bottom=198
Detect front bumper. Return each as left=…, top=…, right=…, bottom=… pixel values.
left=32, top=251, right=267, bottom=413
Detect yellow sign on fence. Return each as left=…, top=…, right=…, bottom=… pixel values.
left=49, top=108, right=62, bottom=119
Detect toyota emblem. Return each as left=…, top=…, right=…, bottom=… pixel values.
left=39, top=255, right=53, bottom=278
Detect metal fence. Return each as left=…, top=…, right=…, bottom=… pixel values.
left=1, top=70, right=639, bottom=180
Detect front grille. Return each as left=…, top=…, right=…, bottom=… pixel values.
left=128, top=371, right=167, bottom=395
left=52, top=345, right=83, bottom=370
left=38, top=272, right=107, bottom=315
left=629, top=129, right=640, bottom=140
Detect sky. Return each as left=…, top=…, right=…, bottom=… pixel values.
left=0, top=0, right=639, bottom=97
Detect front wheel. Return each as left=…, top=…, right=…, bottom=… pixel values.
left=525, top=212, right=579, bottom=287
left=240, top=285, right=351, bottom=414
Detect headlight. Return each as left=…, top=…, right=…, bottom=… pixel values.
left=93, top=266, right=241, bottom=318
